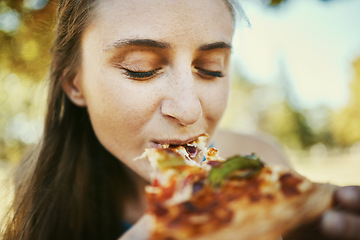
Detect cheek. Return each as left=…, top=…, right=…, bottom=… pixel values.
left=201, top=79, right=230, bottom=123
left=88, top=82, right=145, bottom=133
left=82, top=70, right=158, bottom=160
left=85, top=80, right=160, bottom=181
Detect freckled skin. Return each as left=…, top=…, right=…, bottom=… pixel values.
left=75, top=0, right=234, bottom=180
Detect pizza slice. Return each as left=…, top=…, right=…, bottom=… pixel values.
left=141, top=136, right=336, bottom=240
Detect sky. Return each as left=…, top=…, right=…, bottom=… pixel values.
left=232, top=0, right=360, bottom=110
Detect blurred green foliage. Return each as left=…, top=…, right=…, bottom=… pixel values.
left=331, top=58, right=360, bottom=146
left=221, top=70, right=336, bottom=151
left=0, top=0, right=56, bottom=81
left=1, top=0, right=55, bottom=164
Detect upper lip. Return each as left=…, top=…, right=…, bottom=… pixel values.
left=152, top=135, right=202, bottom=146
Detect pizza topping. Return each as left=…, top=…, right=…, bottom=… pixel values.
left=188, top=214, right=210, bottom=225
left=206, top=160, right=222, bottom=167
left=230, top=168, right=261, bottom=180
left=183, top=201, right=198, bottom=212
left=205, top=147, right=224, bottom=162
left=192, top=181, right=205, bottom=194
left=165, top=182, right=194, bottom=206
left=279, top=173, right=303, bottom=197
left=145, top=148, right=209, bottom=205
left=213, top=207, right=233, bottom=223
left=154, top=149, right=186, bottom=170
left=208, top=154, right=264, bottom=188
left=151, top=203, right=169, bottom=217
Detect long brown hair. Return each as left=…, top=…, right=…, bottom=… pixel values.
left=3, top=0, right=244, bottom=239
left=3, top=0, right=136, bottom=239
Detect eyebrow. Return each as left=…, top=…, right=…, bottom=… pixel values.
left=198, top=41, right=232, bottom=51
left=104, top=39, right=232, bottom=52
left=104, top=39, right=170, bottom=51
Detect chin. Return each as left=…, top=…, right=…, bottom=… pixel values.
left=131, top=156, right=153, bottom=181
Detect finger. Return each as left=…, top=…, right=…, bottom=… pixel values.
left=335, top=186, right=360, bottom=212
left=321, top=210, right=360, bottom=239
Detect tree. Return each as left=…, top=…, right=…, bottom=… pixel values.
left=331, top=58, right=360, bottom=146
left=1, top=0, right=56, bottom=81
left=0, top=0, right=55, bottom=163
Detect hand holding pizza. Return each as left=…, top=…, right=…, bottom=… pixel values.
left=119, top=172, right=360, bottom=240
left=140, top=138, right=337, bottom=240
left=129, top=136, right=360, bottom=240
left=322, top=186, right=360, bottom=239
left=284, top=186, right=360, bottom=240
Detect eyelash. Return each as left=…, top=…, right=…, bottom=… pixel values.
left=117, top=66, right=224, bottom=80
left=122, top=68, right=160, bottom=80
left=195, top=67, right=224, bottom=78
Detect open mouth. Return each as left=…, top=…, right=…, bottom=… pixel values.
left=168, top=144, right=200, bottom=161
left=155, top=134, right=209, bottom=164
left=134, top=134, right=209, bottom=167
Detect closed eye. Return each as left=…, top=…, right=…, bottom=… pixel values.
left=114, top=64, right=162, bottom=80
left=195, top=67, right=224, bottom=79
left=123, top=68, right=160, bottom=80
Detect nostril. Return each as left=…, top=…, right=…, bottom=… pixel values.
left=160, top=93, right=202, bottom=126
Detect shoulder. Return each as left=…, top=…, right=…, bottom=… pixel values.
left=212, top=129, right=290, bottom=167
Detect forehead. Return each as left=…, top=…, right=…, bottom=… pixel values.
left=89, top=0, right=234, bottom=50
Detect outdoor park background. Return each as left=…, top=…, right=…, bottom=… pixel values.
left=1, top=0, right=360, bottom=222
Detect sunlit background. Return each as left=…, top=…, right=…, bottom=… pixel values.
left=220, top=0, right=360, bottom=186
left=1, top=0, right=360, bottom=217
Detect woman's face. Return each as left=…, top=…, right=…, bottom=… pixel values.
left=75, top=0, right=234, bottom=180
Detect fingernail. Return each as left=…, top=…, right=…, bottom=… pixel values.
left=322, top=211, right=345, bottom=236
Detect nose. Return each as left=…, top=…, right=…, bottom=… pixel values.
left=161, top=71, right=202, bottom=126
